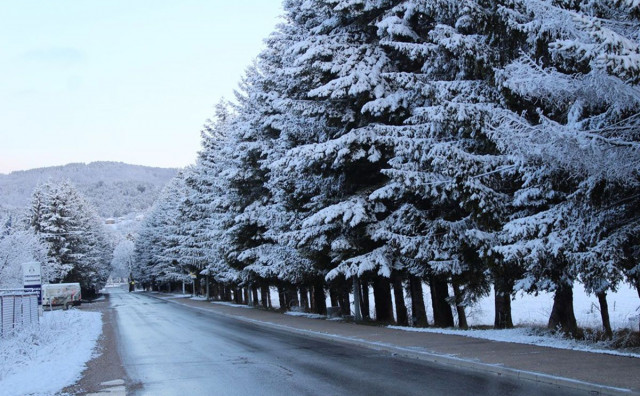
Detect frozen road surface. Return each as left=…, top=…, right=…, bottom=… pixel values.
left=109, top=288, right=584, bottom=396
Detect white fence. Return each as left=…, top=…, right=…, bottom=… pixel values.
left=0, top=290, right=39, bottom=337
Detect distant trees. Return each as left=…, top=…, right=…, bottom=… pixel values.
left=0, top=161, right=177, bottom=218
left=111, top=239, right=135, bottom=279
left=132, top=0, right=640, bottom=337
left=0, top=213, right=49, bottom=288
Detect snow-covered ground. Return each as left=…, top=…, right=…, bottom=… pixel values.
left=388, top=325, right=640, bottom=358
left=285, top=311, right=326, bottom=319
left=0, top=310, right=102, bottom=396
left=466, top=284, right=639, bottom=330
left=210, top=300, right=254, bottom=309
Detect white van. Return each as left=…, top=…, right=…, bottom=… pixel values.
left=41, top=283, right=82, bottom=309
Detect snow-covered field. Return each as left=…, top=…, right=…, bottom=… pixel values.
left=468, top=284, right=638, bottom=330
left=0, top=310, right=102, bottom=396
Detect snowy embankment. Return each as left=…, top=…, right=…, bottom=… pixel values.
left=0, top=310, right=102, bottom=396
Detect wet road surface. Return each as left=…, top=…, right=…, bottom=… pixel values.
left=109, top=288, right=587, bottom=396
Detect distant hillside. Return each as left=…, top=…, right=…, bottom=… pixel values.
left=0, top=162, right=179, bottom=218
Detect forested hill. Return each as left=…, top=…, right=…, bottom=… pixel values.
left=0, top=162, right=178, bottom=218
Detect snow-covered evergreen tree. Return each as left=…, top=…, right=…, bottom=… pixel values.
left=133, top=174, right=190, bottom=290
left=265, top=0, right=406, bottom=321
left=179, top=102, right=243, bottom=296
left=111, top=239, right=135, bottom=279
left=28, top=181, right=111, bottom=295
left=490, top=0, right=640, bottom=335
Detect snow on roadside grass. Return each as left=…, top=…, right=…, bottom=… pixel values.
left=0, top=309, right=102, bottom=396
left=284, top=311, right=326, bottom=319
left=168, top=293, right=191, bottom=298
left=211, top=301, right=254, bottom=309
left=388, top=325, right=640, bottom=359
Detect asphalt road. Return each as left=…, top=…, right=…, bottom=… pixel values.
left=109, top=288, right=586, bottom=396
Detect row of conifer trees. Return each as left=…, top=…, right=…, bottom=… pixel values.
left=133, top=0, right=640, bottom=337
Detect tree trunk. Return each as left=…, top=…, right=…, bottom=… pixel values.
left=430, top=275, right=454, bottom=328
left=494, top=280, right=514, bottom=329
left=261, top=285, right=269, bottom=308
left=232, top=287, right=239, bottom=303
left=340, top=286, right=351, bottom=315
left=285, top=285, right=299, bottom=309
left=278, top=285, right=286, bottom=309
left=597, top=291, right=613, bottom=339
left=360, top=280, right=370, bottom=319
left=310, top=285, right=316, bottom=313
left=409, top=275, right=428, bottom=327
left=392, top=272, right=408, bottom=326
left=548, top=283, right=579, bottom=337
left=267, top=288, right=272, bottom=308
left=329, top=287, right=338, bottom=307
left=452, top=281, right=468, bottom=329
left=353, top=277, right=362, bottom=321
left=224, top=286, right=232, bottom=301
left=313, top=279, right=327, bottom=315
left=373, top=276, right=394, bottom=323
left=251, top=285, right=259, bottom=306
left=299, top=286, right=309, bottom=311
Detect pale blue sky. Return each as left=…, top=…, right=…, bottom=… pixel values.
left=0, top=1, right=283, bottom=174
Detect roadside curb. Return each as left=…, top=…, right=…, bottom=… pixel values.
left=147, top=293, right=638, bottom=396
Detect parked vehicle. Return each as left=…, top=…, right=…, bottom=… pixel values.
left=41, top=283, right=82, bottom=309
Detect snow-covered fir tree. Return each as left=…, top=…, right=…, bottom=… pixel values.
left=111, top=239, right=135, bottom=279
left=490, top=0, right=640, bottom=336
left=267, top=0, right=407, bottom=321
left=27, top=181, right=111, bottom=296
left=133, top=174, right=190, bottom=290
left=179, top=102, right=244, bottom=298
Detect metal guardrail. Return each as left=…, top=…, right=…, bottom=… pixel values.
left=0, top=290, right=39, bottom=337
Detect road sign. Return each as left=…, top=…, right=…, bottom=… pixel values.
left=23, top=262, right=41, bottom=285
left=23, top=262, right=42, bottom=305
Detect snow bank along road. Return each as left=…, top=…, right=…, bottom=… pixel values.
left=109, top=288, right=586, bottom=396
